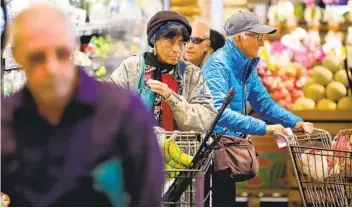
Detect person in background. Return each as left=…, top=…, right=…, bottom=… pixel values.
left=0, top=1, right=10, bottom=206
left=1, top=0, right=8, bottom=74
left=202, top=11, right=314, bottom=206
left=208, top=29, right=225, bottom=54
left=1, top=3, right=163, bottom=206
left=184, top=20, right=211, bottom=68
left=110, top=11, right=216, bottom=132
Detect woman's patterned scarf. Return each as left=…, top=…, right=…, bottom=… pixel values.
left=143, top=52, right=182, bottom=126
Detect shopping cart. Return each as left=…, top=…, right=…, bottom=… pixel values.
left=157, top=88, right=235, bottom=207
left=155, top=130, right=212, bottom=207
left=274, top=128, right=352, bottom=207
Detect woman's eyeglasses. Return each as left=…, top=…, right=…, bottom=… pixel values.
left=189, top=37, right=209, bottom=44
left=163, top=38, right=187, bottom=50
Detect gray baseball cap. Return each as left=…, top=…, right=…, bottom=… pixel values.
left=224, top=11, right=277, bottom=36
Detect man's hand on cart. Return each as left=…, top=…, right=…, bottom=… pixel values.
left=295, top=121, right=314, bottom=134
left=266, top=124, right=288, bottom=136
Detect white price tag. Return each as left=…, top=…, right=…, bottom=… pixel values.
left=275, top=128, right=293, bottom=148
left=276, top=137, right=287, bottom=149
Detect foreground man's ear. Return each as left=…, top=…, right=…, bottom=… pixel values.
left=1, top=192, right=10, bottom=207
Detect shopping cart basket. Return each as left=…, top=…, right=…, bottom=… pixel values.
left=155, top=130, right=212, bottom=207
left=274, top=128, right=352, bottom=207
left=157, top=88, right=235, bottom=207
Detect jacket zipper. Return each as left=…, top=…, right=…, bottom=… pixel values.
left=243, top=61, right=253, bottom=115
left=239, top=62, right=253, bottom=138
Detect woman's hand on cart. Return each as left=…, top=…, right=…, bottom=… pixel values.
left=295, top=121, right=314, bottom=134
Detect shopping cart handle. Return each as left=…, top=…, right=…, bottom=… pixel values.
left=292, top=127, right=304, bottom=133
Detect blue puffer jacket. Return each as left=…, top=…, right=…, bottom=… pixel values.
left=202, top=39, right=303, bottom=136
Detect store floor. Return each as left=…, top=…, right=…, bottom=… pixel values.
left=235, top=201, right=288, bottom=207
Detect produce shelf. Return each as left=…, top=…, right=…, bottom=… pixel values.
left=76, top=21, right=123, bottom=37
left=236, top=189, right=288, bottom=198
left=266, top=21, right=350, bottom=41
left=292, top=110, right=352, bottom=122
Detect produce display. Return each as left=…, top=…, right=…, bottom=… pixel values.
left=2, top=0, right=165, bottom=94
left=258, top=14, right=351, bottom=110
left=267, top=0, right=351, bottom=33
left=257, top=60, right=309, bottom=109
left=83, top=36, right=113, bottom=58
left=290, top=55, right=352, bottom=111
left=258, top=0, right=352, bottom=111
left=2, top=70, right=26, bottom=97
left=256, top=23, right=336, bottom=109
left=80, top=35, right=114, bottom=78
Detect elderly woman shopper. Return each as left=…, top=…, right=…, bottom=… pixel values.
left=110, top=11, right=216, bottom=132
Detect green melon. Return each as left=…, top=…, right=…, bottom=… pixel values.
left=334, top=69, right=350, bottom=87
left=326, top=81, right=347, bottom=101
left=322, top=56, right=341, bottom=74
left=337, top=97, right=352, bottom=110
left=317, top=99, right=337, bottom=110
left=304, top=83, right=325, bottom=102
left=303, top=79, right=316, bottom=92
left=312, top=66, right=333, bottom=86
left=294, top=97, right=316, bottom=110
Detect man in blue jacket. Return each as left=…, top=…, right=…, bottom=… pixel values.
left=202, top=11, right=313, bottom=206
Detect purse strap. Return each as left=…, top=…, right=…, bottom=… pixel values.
left=137, top=55, right=146, bottom=90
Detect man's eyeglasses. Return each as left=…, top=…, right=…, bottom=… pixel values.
left=189, top=37, right=209, bottom=44
left=245, top=33, right=264, bottom=43
left=27, top=48, right=73, bottom=66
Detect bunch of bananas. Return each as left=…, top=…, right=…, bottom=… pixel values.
left=162, top=138, right=193, bottom=181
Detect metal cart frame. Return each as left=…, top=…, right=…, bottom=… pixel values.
left=156, top=130, right=212, bottom=207
left=274, top=128, right=352, bottom=207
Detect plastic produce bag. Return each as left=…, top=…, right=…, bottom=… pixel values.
left=329, top=131, right=352, bottom=174
left=301, top=149, right=331, bottom=181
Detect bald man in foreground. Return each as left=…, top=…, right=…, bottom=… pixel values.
left=184, top=20, right=211, bottom=68
left=1, top=3, right=163, bottom=207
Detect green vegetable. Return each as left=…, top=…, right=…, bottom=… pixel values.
left=311, top=8, right=316, bottom=19
left=294, top=3, right=304, bottom=20
left=94, top=66, right=107, bottom=77
left=274, top=12, right=280, bottom=21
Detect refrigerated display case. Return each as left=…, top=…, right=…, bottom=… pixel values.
left=2, top=0, right=169, bottom=95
